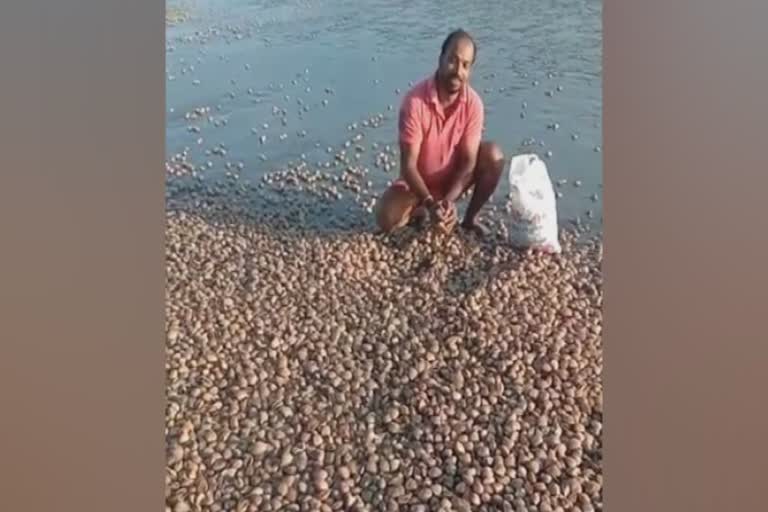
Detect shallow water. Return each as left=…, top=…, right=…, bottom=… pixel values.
left=166, top=0, right=602, bottom=229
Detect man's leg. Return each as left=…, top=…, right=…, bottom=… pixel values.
left=461, top=141, right=505, bottom=234
left=374, top=183, right=421, bottom=233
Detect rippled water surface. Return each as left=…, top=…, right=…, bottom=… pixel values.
left=166, top=0, right=602, bottom=227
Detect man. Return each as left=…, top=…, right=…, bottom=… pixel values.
left=375, top=29, right=505, bottom=236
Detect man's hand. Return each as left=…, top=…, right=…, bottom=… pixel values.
left=430, top=199, right=458, bottom=233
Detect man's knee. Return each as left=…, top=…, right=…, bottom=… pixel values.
left=476, top=141, right=505, bottom=184
left=479, top=140, right=505, bottom=168
left=375, top=207, right=398, bottom=233
left=375, top=196, right=408, bottom=233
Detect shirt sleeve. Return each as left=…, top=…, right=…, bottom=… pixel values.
left=398, top=95, right=423, bottom=147
left=463, top=94, right=485, bottom=150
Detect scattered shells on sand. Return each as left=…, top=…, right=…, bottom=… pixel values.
left=164, top=167, right=603, bottom=512
left=164, top=29, right=603, bottom=511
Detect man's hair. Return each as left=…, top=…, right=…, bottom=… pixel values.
left=440, top=29, right=477, bottom=64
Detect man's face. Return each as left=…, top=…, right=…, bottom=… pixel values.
left=437, top=37, right=475, bottom=94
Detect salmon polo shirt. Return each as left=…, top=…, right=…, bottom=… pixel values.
left=397, top=75, right=484, bottom=193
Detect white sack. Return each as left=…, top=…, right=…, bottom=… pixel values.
left=506, top=153, right=562, bottom=253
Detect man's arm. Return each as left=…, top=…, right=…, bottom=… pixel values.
left=442, top=143, right=479, bottom=203
left=443, top=97, right=485, bottom=203
left=400, top=142, right=432, bottom=205
left=398, top=97, right=434, bottom=207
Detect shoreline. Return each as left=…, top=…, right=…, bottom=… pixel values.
left=165, top=148, right=603, bottom=244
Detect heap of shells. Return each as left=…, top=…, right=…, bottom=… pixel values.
left=165, top=174, right=603, bottom=512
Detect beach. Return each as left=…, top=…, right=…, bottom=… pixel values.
left=165, top=1, right=603, bottom=511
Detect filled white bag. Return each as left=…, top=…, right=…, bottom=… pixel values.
left=506, top=153, right=562, bottom=253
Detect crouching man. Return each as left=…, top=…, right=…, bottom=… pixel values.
left=375, top=29, right=505, bottom=236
